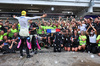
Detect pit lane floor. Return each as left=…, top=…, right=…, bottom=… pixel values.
left=0, top=48, right=100, bottom=66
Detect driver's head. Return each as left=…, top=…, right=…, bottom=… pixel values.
left=21, top=10, right=26, bottom=16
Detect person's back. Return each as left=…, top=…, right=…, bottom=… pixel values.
left=17, top=16, right=28, bottom=29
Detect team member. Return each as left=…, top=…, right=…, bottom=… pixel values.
left=11, top=33, right=19, bottom=52
left=29, top=20, right=39, bottom=54
left=96, top=32, right=100, bottom=56
left=38, top=31, right=47, bottom=48
left=8, top=25, right=18, bottom=39
left=53, top=32, right=62, bottom=52
left=63, top=29, right=71, bottom=51
left=71, top=30, right=79, bottom=52
left=78, top=31, right=87, bottom=51
left=0, top=36, right=12, bottom=54
left=86, top=24, right=97, bottom=53
left=0, top=21, right=6, bottom=32
left=13, top=10, right=47, bottom=58
left=0, top=30, right=9, bottom=40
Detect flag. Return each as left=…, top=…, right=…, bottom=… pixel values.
left=47, top=29, right=60, bottom=33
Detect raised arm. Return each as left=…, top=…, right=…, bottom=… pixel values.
left=66, top=17, right=68, bottom=22
left=13, top=15, right=19, bottom=20
left=86, top=25, right=91, bottom=35
left=90, top=23, right=97, bottom=35
left=58, top=17, right=61, bottom=22
left=27, top=14, right=47, bottom=20
left=13, top=15, right=16, bottom=18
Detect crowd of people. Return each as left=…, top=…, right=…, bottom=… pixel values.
left=0, top=13, right=100, bottom=58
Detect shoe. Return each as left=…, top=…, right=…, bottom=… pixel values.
left=58, top=48, right=61, bottom=52
left=23, top=49, right=26, bottom=53
left=88, top=51, right=90, bottom=53
left=30, top=52, right=34, bottom=55
left=54, top=49, right=58, bottom=52
left=3, top=51, right=7, bottom=54
left=34, top=51, right=37, bottom=54
left=20, top=53, right=24, bottom=56
left=20, top=56, right=23, bottom=58
left=26, top=55, right=33, bottom=58
left=51, top=44, right=54, bottom=47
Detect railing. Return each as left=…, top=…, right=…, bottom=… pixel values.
left=1, top=0, right=100, bottom=2
left=1, top=0, right=100, bottom=3
left=18, top=0, right=90, bottom=1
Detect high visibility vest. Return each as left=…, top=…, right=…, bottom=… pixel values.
left=96, top=35, right=100, bottom=47
left=37, top=27, right=42, bottom=34
left=0, top=33, right=7, bottom=40
left=79, top=35, right=87, bottom=45
left=11, top=28, right=18, bottom=33
left=18, top=23, right=20, bottom=32
left=8, top=28, right=18, bottom=37
left=0, top=35, right=3, bottom=40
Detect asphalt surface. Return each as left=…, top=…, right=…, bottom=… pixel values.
left=0, top=48, right=100, bottom=66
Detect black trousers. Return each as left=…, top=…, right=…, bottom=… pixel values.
left=54, top=40, right=61, bottom=52
left=11, top=44, right=18, bottom=51
left=98, top=47, right=100, bottom=53
left=87, top=43, right=97, bottom=54
left=2, top=45, right=12, bottom=52
left=0, top=41, right=3, bottom=52
left=20, top=37, right=29, bottom=56
left=31, top=35, right=37, bottom=52
left=50, top=36, right=54, bottom=45
left=0, top=41, right=3, bottom=45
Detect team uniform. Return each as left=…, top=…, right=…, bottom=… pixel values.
left=87, top=34, right=97, bottom=53
left=63, top=34, right=71, bottom=47
left=79, top=35, right=87, bottom=46
left=96, top=35, right=100, bottom=53
left=29, top=22, right=39, bottom=53
left=54, top=32, right=62, bottom=52
left=71, top=35, right=79, bottom=48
